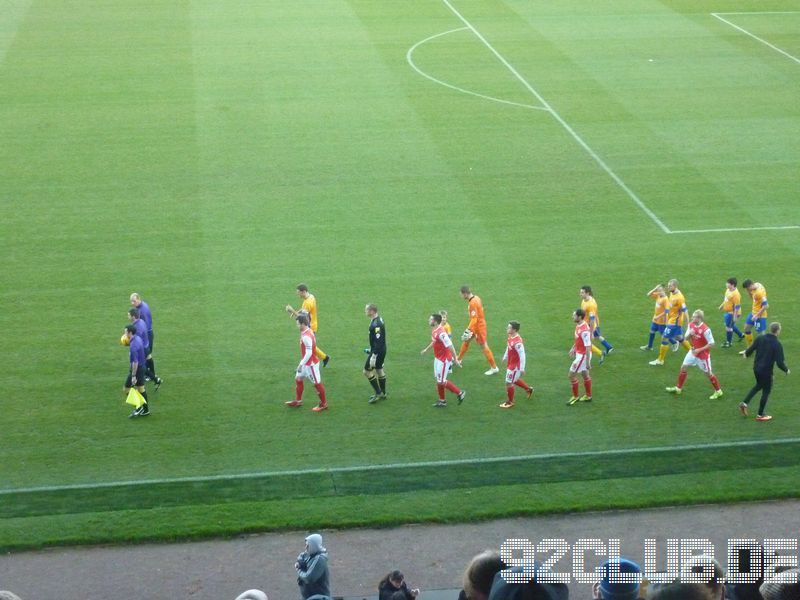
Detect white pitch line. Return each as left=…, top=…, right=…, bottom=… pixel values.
left=407, top=28, right=549, bottom=111
left=712, top=12, right=800, bottom=65
left=3, top=437, right=800, bottom=496
left=439, top=0, right=671, bottom=234
left=670, top=225, right=800, bottom=234
left=714, top=11, right=800, bottom=16
left=0, top=0, right=32, bottom=68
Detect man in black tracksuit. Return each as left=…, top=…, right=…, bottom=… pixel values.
left=739, top=322, right=790, bottom=421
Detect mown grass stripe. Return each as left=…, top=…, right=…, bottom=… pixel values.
left=4, top=439, right=800, bottom=519
left=4, top=437, right=798, bottom=495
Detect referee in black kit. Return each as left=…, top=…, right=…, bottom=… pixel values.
left=364, top=303, right=387, bottom=404
left=739, top=322, right=790, bottom=421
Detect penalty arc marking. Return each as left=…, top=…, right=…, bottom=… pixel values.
left=407, top=27, right=549, bottom=112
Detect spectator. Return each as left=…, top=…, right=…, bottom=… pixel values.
left=592, top=558, right=641, bottom=599
left=648, top=555, right=725, bottom=600
left=487, top=566, right=568, bottom=600
left=295, top=533, right=330, bottom=600
left=461, top=550, right=506, bottom=600
left=647, top=585, right=711, bottom=600
left=378, top=570, right=420, bottom=600
left=725, top=545, right=766, bottom=600
left=759, top=567, right=799, bottom=600
left=234, top=591, right=268, bottom=600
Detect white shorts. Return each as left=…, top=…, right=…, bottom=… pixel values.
left=682, top=352, right=712, bottom=374
left=570, top=353, right=589, bottom=374
left=296, top=363, right=322, bottom=383
left=433, top=358, right=453, bottom=383
left=505, top=369, right=522, bottom=384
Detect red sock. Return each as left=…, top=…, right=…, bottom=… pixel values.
left=437, top=383, right=446, bottom=400
left=506, top=386, right=515, bottom=403
left=584, top=377, right=592, bottom=397
left=709, top=375, right=720, bottom=391
left=571, top=380, right=579, bottom=396
left=314, top=383, right=327, bottom=406
left=515, top=379, right=530, bottom=391
left=295, top=379, right=304, bottom=401
left=677, top=371, right=688, bottom=389
left=445, top=381, right=461, bottom=395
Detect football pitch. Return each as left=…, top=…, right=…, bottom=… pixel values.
left=1, top=0, right=799, bottom=551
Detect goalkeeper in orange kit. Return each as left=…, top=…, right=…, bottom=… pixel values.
left=457, top=285, right=499, bottom=375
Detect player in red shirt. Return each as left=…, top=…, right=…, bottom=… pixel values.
left=421, top=313, right=466, bottom=407
left=286, top=314, right=328, bottom=412
left=567, top=308, right=593, bottom=405
left=499, top=321, right=534, bottom=408
left=666, top=309, right=723, bottom=399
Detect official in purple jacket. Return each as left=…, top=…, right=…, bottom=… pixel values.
left=123, top=324, right=150, bottom=417
left=130, top=292, right=162, bottom=389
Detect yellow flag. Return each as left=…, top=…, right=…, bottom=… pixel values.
left=125, top=388, right=146, bottom=409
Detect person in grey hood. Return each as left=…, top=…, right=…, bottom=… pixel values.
left=295, top=533, right=331, bottom=600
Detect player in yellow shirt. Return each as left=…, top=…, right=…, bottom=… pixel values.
left=741, top=279, right=769, bottom=348
left=641, top=284, right=669, bottom=351
left=649, top=279, right=691, bottom=366
left=579, top=286, right=613, bottom=362
left=440, top=310, right=453, bottom=338
left=718, top=277, right=745, bottom=348
left=285, top=283, right=330, bottom=366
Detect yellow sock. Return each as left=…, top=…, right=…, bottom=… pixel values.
left=591, top=345, right=603, bottom=357
left=745, top=333, right=753, bottom=346
left=315, top=347, right=327, bottom=360
left=682, top=340, right=691, bottom=351
left=658, top=345, right=669, bottom=361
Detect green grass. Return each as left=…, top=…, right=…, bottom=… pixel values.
left=4, top=465, right=800, bottom=553
left=1, top=0, right=798, bottom=550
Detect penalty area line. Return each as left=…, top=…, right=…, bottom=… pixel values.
left=713, top=11, right=800, bottom=16
left=669, top=225, right=800, bottom=235
left=711, top=12, right=800, bottom=65
left=3, top=437, right=800, bottom=496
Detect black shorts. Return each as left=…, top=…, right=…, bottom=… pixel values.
left=364, top=351, right=386, bottom=370
left=125, top=365, right=147, bottom=388
left=147, top=330, right=154, bottom=355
